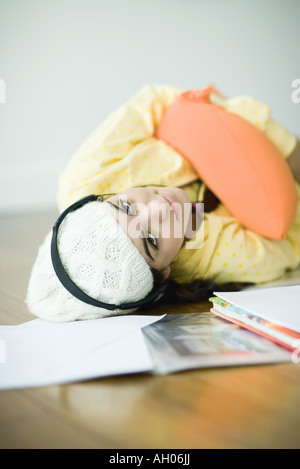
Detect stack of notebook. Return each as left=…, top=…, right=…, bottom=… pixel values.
left=210, top=285, right=300, bottom=351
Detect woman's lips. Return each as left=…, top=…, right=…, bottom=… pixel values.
left=161, top=193, right=180, bottom=217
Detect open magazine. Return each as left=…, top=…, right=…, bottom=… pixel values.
left=0, top=310, right=293, bottom=390
left=142, top=313, right=290, bottom=374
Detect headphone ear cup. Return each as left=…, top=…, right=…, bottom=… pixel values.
left=52, top=194, right=164, bottom=312
left=153, top=285, right=167, bottom=303
left=120, top=283, right=167, bottom=310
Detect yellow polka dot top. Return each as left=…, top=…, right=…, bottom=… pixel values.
left=57, top=84, right=300, bottom=286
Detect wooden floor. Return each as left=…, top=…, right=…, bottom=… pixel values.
left=1, top=210, right=300, bottom=449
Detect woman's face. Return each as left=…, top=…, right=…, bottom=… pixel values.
left=104, top=186, right=192, bottom=278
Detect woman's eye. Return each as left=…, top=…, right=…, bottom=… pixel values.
left=119, top=199, right=133, bottom=215
left=147, top=232, right=157, bottom=248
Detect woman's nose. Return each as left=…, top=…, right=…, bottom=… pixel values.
left=147, top=200, right=168, bottom=224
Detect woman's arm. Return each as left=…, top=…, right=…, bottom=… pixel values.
left=56, top=84, right=185, bottom=211
left=287, top=140, right=300, bottom=185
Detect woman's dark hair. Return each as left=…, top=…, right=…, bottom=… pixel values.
left=149, top=268, right=251, bottom=306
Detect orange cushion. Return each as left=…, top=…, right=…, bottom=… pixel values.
left=156, top=87, right=298, bottom=240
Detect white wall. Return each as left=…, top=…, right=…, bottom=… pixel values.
left=0, top=0, right=299, bottom=214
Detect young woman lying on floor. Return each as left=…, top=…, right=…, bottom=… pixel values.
left=26, top=84, right=300, bottom=321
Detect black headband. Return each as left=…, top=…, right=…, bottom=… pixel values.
left=50, top=194, right=167, bottom=311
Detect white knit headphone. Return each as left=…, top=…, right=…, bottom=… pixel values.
left=26, top=195, right=167, bottom=322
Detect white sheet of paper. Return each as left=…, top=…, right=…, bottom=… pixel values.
left=0, top=315, right=163, bottom=390
left=214, top=285, right=300, bottom=332
left=51, top=329, right=154, bottom=386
